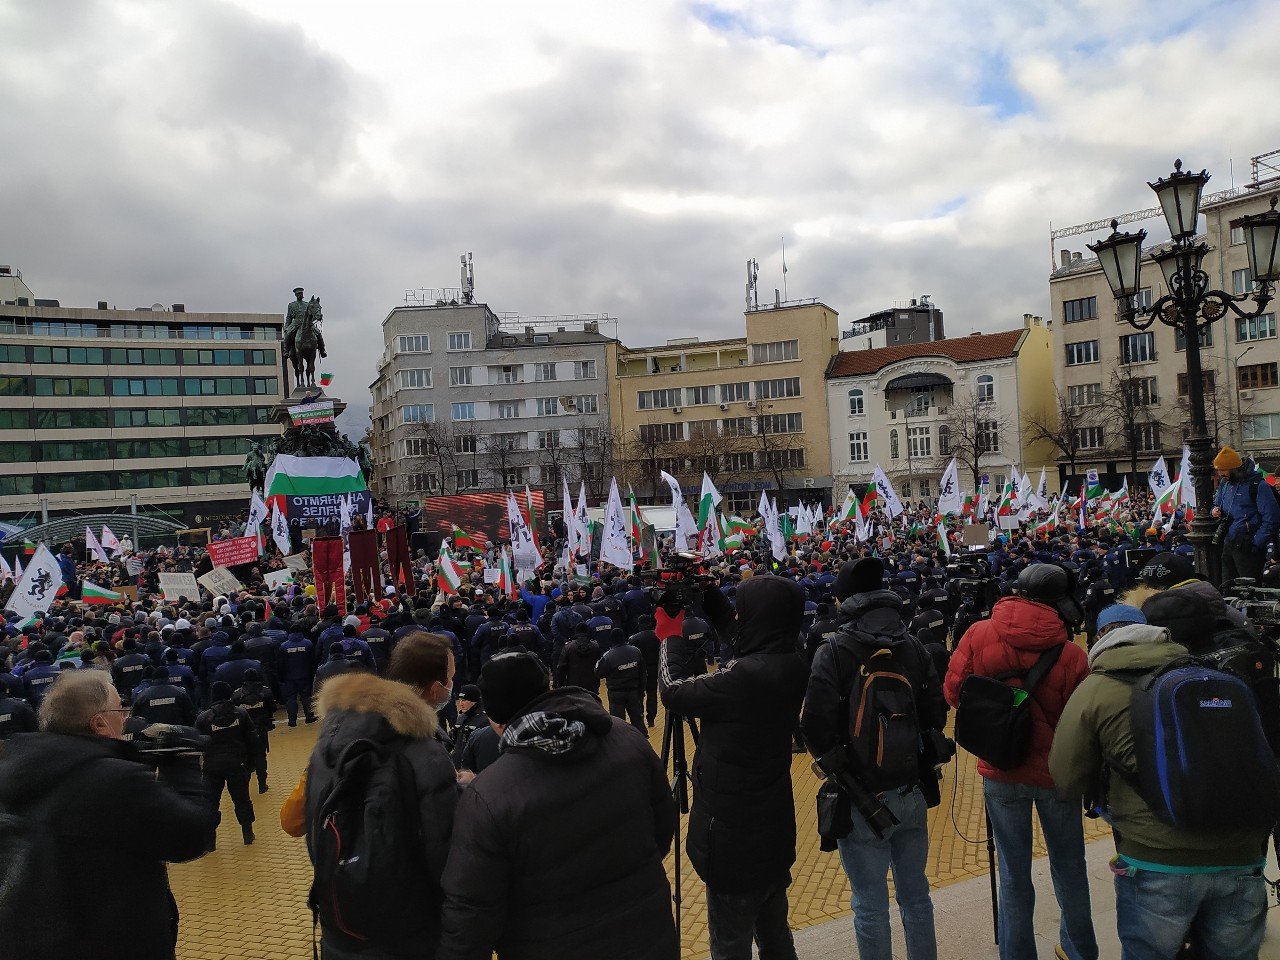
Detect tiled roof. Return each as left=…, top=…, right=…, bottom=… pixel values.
left=826, top=328, right=1026, bottom=378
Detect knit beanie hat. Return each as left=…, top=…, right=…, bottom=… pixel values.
left=1139, top=552, right=1195, bottom=590
left=478, top=652, right=550, bottom=724
left=1214, top=445, right=1244, bottom=470
left=1096, top=604, right=1146, bottom=633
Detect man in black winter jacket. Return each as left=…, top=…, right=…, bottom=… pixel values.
left=595, top=634, right=646, bottom=730
left=195, top=680, right=260, bottom=847
left=0, top=670, right=214, bottom=960
left=661, top=575, right=809, bottom=960
left=440, top=651, right=678, bottom=960
left=629, top=614, right=661, bottom=727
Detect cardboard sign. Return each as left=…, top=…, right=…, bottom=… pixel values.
left=117, top=585, right=138, bottom=601
left=125, top=557, right=144, bottom=576
left=198, top=566, right=244, bottom=597
left=961, top=525, right=990, bottom=547
left=575, top=564, right=589, bottom=578
left=283, top=553, right=309, bottom=572
left=288, top=399, right=336, bottom=427
left=301, top=529, right=317, bottom=541
left=207, top=535, right=260, bottom=568
left=482, top=568, right=502, bottom=584
left=158, top=572, right=200, bottom=601
left=264, top=568, right=295, bottom=590
left=996, top=514, right=1021, bottom=531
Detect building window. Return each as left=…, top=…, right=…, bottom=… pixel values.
left=938, top=423, right=951, bottom=455
left=719, top=382, right=751, bottom=403
left=447, top=331, right=472, bottom=351
left=573, top=360, right=597, bottom=379
left=397, top=335, right=430, bottom=353
left=919, top=479, right=931, bottom=498
left=639, top=422, right=684, bottom=444
left=456, top=469, right=478, bottom=489
left=1062, top=296, right=1098, bottom=323
left=449, top=366, right=473, bottom=386
left=977, top=420, right=1000, bottom=453
left=530, top=397, right=556, bottom=416
left=976, top=374, right=995, bottom=403
left=575, top=394, right=599, bottom=414
left=754, top=376, right=801, bottom=400
left=1075, top=426, right=1105, bottom=450
left=1239, top=363, right=1280, bottom=389
left=1119, top=332, right=1156, bottom=364
left=890, top=429, right=899, bottom=459
left=1237, top=313, right=1277, bottom=342
left=907, top=425, right=931, bottom=458
left=687, top=385, right=715, bottom=406
left=1176, top=371, right=1216, bottom=396
left=535, top=362, right=557, bottom=382
left=451, top=402, right=476, bottom=421
left=1065, top=340, right=1099, bottom=365
left=722, top=451, right=754, bottom=472
left=1244, top=413, right=1280, bottom=440
left=537, top=430, right=560, bottom=449
left=495, top=365, right=524, bottom=384
left=398, top=368, right=432, bottom=389
left=720, top=417, right=753, bottom=437
left=848, top=389, right=865, bottom=416
left=502, top=467, right=526, bottom=487
left=1231, top=224, right=1246, bottom=245
left=455, top=434, right=477, bottom=454
left=1135, top=287, right=1153, bottom=310
left=848, top=432, right=869, bottom=463
left=751, top=339, right=799, bottom=363
left=760, top=412, right=803, bottom=434
left=902, top=480, right=912, bottom=498
left=1068, top=382, right=1102, bottom=407
left=760, top=448, right=805, bottom=469
left=638, top=389, right=680, bottom=410
left=495, top=400, right=521, bottom=419
left=1174, top=326, right=1213, bottom=351
left=1125, top=376, right=1159, bottom=406
left=401, top=404, right=434, bottom=423
left=1137, top=423, right=1162, bottom=453
left=1233, top=268, right=1254, bottom=295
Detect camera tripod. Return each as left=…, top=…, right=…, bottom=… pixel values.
left=659, top=704, right=699, bottom=929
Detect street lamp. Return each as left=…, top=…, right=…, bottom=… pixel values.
left=1089, top=161, right=1280, bottom=583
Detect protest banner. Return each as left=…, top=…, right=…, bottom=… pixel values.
left=198, top=566, right=244, bottom=596
left=158, top=572, right=200, bottom=601
left=207, top=535, right=260, bottom=568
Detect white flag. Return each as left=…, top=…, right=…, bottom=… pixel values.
left=13, top=555, right=22, bottom=580
left=871, top=465, right=904, bottom=519
left=365, top=494, right=375, bottom=531
left=1033, top=467, right=1050, bottom=510
left=271, top=502, right=292, bottom=555
left=700, top=509, right=724, bottom=559
left=768, top=497, right=787, bottom=561
left=600, top=479, right=634, bottom=570
left=339, top=495, right=353, bottom=535
left=246, top=491, right=268, bottom=532
left=1148, top=456, right=1170, bottom=497
left=1179, top=445, right=1196, bottom=508
left=562, top=479, right=579, bottom=557
left=936, top=457, right=963, bottom=516
left=508, top=492, right=541, bottom=571
left=84, top=526, right=109, bottom=564
left=0, top=552, right=12, bottom=583
left=575, top=483, right=592, bottom=556
left=9, top=543, right=63, bottom=626
left=796, top=503, right=812, bottom=537
left=100, top=525, right=122, bottom=556
left=661, top=471, right=697, bottom=549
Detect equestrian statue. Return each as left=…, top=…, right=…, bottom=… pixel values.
left=283, top=286, right=328, bottom=391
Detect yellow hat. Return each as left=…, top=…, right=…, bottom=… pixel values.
left=1213, top=445, right=1244, bottom=470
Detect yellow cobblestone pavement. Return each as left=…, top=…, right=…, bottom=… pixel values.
left=172, top=707, right=1108, bottom=960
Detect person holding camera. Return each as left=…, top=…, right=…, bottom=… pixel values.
left=943, top=563, right=1097, bottom=960
left=802, top=557, right=947, bottom=960
left=660, top=575, right=809, bottom=960
left=1212, top=445, right=1280, bottom=582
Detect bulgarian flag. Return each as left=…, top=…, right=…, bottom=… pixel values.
left=81, top=581, right=122, bottom=605
left=1151, top=478, right=1181, bottom=530
left=997, top=481, right=1016, bottom=518
left=499, top=547, right=518, bottom=601
left=936, top=523, right=951, bottom=557
left=22, top=539, right=35, bottom=556
left=628, top=488, right=649, bottom=563
left=264, top=454, right=368, bottom=516
left=451, top=525, right=483, bottom=551
left=436, top=545, right=466, bottom=595
left=1034, top=514, right=1058, bottom=537
left=836, top=487, right=858, bottom=525
left=524, top=485, right=541, bottom=554
left=961, top=493, right=979, bottom=520
left=319, top=372, right=335, bottom=388
left=1262, top=468, right=1280, bottom=487
left=860, top=483, right=878, bottom=515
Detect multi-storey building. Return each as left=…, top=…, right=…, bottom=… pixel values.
left=1050, top=163, right=1280, bottom=485
left=0, top=266, right=283, bottom=524
left=611, top=300, right=840, bottom=513
left=826, top=315, right=1056, bottom=501
left=839, top=295, right=945, bottom=352
left=369, top=298, right=617, bottom=504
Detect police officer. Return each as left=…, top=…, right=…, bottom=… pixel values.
left=277, top=630, right=316, bottom=726
left=595, top=633, right=646, bottom=731
left=196, top=681, right=260, bottom=847
left=0, top=686, right=36, bottom=738
left=233, top=668, right=276, bottom=793
left=1080, top=565, right=1117, bottom=649
left=585, top=603, right=618, bottom=656
left=628, top=614, right=661, bottom=727
left=131, top=666, right=198, bottom=727
left=449, top=684, right=488, bottom=768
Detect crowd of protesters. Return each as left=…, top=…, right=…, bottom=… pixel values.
left=1, top=445, right=1278, bottom=960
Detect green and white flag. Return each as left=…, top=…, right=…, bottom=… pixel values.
left=696, top=472, right=722, bottom=530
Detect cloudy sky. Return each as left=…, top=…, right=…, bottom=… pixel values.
left=4, top=0, right=1279, bottom=435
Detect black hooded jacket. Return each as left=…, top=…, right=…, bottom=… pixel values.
left=660, top=575, right=809, bottom=892
left=439, top=689, right=677, bottom=960
left=0, top=732, right=214, bottom=960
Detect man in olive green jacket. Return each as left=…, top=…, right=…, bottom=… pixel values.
left=1049, top=606, right=1270, bottom=960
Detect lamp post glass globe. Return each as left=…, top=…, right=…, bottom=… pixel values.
left=1238, top=196, right=1280, bottom=283
left=1148, top=159, right=1211, bottom=240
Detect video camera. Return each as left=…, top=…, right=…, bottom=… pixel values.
left=1224, top=578, right=1280, bottom=630
left=639, top=551, right=714, bottom=617
left=946, top=557, right=995, bottom=606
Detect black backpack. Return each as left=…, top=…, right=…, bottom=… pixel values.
left=828, top=635, right=922, bottom=792
left=955, top=644, right=1064, bottom=771
left=308, top=739, right=430, bottom=952
left=1108, top=658, right=1280, bottom=831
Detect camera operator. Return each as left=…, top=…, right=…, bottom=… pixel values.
left=0, top=670, right=215, bottom=960
left=660, top=574, right=809, bottom=960
left=802, top=557, right=948, bottom=960
left=1212, top=445, right=1280, bottom=582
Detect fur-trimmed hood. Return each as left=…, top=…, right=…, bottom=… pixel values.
left=316, top=672, right=438, bottom=739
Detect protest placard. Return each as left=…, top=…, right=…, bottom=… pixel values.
left=158, top=572, right=200, bottom=601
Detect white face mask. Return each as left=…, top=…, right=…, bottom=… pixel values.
left=430, top=681, right=454, bottom=712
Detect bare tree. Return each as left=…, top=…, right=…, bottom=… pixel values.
left=942, top=392, right=1010, bottom=491
left=479, top=432, right=521, bottom=490
left=747, top=412, right=805, bottom=507
left=1023, top=392, right=1098, bottom=480
left=1101, top=369, right=1166, bottom=478
left=406, top=420, right=459, bottom=496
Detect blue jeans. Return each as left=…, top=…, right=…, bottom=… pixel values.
left=836, top=786, right=936, bottom=960
left=983, top=779, right=1098, bottom=960
left=1114, top=865, right=1268, bottom=960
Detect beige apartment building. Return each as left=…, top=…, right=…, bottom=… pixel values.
left=610, top=300, right=840, bottom=513
left=1050, top=173, right=1280, bottom=486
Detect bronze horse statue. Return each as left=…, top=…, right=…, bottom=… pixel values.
left=286, top=296, right=327, bottom=390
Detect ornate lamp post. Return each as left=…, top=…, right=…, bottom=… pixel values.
left=1089, top=161, right=1280, bottom=583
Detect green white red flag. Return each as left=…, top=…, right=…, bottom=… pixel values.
left=436, top=544, right=466, bottom=595
left=81, top=580, right=122, bottom=605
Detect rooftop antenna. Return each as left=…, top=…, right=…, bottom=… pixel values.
left=781, top=237, right=789, bottom=302
left=745, top=258, right=759, bottom=311
left=460, top=252, right=475, bottom=304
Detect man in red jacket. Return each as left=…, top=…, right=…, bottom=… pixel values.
left=944, top=564, right=1097, bottom=960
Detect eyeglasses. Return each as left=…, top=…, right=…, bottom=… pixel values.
left=99, top=707, right=132, bottom=716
